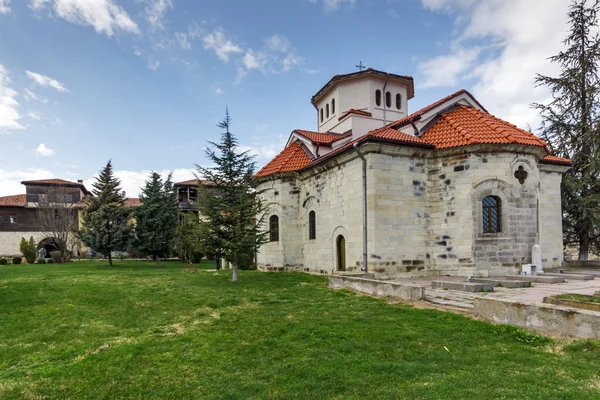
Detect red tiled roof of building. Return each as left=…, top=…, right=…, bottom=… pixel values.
left=0, top=194, right=26, bottom=207
left=124, top=198, right=142, bottom=207
left=21, top=179, right=81, bottom=186
left=293, top=129, right=351, bottom=145
left=420, top=106, right=548, bottom=149
left=338, top=109, right=372, bottom=121
left=541, top=155, right=573, bottom=166
left=387, top=89, right=487, bottom=129
left=175, top=179, right=215, bottom=186
left=255, top=142, right=313, bottom=177
left=299, top=128, right=434, bottom=172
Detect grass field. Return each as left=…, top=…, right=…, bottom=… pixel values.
left=1, top=261, right=600, bottom=399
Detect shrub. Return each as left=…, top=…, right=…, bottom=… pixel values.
left=50, top=251, right=63, bottom=264
left=0, top=258, right=7, bottom=265
left=46, top=258, right=55, bottom=264
left=38, top=258, right=46, bottom=264
left=12, top=257, right=22, bottom=265
left=19, top=237, right=37, bottom=264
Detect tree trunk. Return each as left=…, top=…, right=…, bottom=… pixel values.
left=579, top=234, right=590, bottom=261
left=108, top=252, right=113, bottom=267
left=232, top=263, right=238, bottom=282
left=155, top=254, right=161, bottom=267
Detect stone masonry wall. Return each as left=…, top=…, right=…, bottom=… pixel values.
left=0, top=231, right=48, bottom=257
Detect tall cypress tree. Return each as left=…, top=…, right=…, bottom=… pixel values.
left=196, top=110, right=267, bottom=281
left=133, top=172, right=179, bottom=266
left=534, top=0, right=600, bottom=260
left=79, top=160, right=133, bottom=266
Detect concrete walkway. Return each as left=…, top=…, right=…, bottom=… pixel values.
left=391, top=273, right=600, bottom=309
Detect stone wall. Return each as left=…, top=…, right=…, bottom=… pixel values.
left=256, top=143, right=567, bottom=278
left=0, top=231, right=48, bottom=257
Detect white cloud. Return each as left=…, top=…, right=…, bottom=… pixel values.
left=175, top=32, right=191, bottom=50
left=28, top=112, right=41, bottom=120
left=0, top=64, right=23, bottom=133
left=147, top=58, right=160, bottom=71
left=202, top=28, right=243, bottom=62
left=26, top=71, right=69, bottom=92
left=0, top=0, right=10, bottom=14
left=84, top=168, right=196, bottom=198
left=421, top=0, right=475, bottom=12
left=242, top=50, right=266, bottom=70
left=265, top=34, right=290, bottom=53
left=144, top=0, right=173, bottom=29
left=282, top=52, right=303, bottom=72
left=35, top=143, right=55, bottom=156
left=315, top=0, right=356, bottom=11
left=213, top=87, right=223, bottom=94
left=418, top=0, right=569, bottom=128
left=30, top=0, right=139, bottom=36
left=418, top=47, right=480, bottom=88
left=22, top=88, right=48, bottom=103
left=0, top=168, right=54, bottom=196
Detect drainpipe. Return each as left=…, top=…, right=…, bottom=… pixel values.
left=353, top=142, right=368, bottom=272
left=382, top=73, right=390, bottom=126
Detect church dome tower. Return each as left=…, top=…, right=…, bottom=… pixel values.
left=311, top=68, right=415, bottom=139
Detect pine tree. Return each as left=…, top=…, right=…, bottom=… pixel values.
left=133, top=172, right=179, bottom=266
left=196, top=110, right=267, bottom=281
left=534, top=0, right=600, bottom=260
left=79, top=160, right=133, bottom=266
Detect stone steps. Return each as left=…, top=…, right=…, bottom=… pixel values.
left=431, top=280, right=494, bottom=292
left=469, top=278, right=531, bottom=288
left=507, top=275, right=565, bottom=284
left=542, top=272, right=595, bottom=281
left=426, top=294, right=474, bottom=309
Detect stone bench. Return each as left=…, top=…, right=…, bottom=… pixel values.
left=542, top=272, right=594, bottom=281
left=431, top=280, right=494, bottom=293
left=469, top=278, right=531, bottom=288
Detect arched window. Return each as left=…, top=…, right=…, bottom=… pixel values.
left=320, top=108, right=324, bottom=123
left=308, top=211, right=316, bottom=240
left=269, top=215, right=279, bottom=242
left=385, top=91, right=391, bottom=108
left=396, top=93, right=402, bottom=110
left=375, top=90, right=381, bottom=106
left=331, top=98, right=335, bottom=114
left=482, top=196, right=501, bottom=233
left=326, top=104, right=329, bottom=119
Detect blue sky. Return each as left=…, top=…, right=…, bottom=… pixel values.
left=0, top=0, right=570, bottom=196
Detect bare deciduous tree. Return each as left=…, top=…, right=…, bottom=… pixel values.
left=34, top=187, right=80, bottom=262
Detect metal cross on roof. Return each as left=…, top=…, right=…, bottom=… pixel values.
left=356, top=61, right=366, bottom=71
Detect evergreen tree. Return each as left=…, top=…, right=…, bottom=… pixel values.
left=175, top=212, right=205, bottom=265
left=133, top=172, right=179, bottom=266
left=196, top=110, right=267, bottom=281
left=534, top=0, right=600, bottom=260
left=79, top=160, right=133, bottom=266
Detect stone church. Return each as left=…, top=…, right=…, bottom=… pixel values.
left=255, top=68, right=572, bottom=278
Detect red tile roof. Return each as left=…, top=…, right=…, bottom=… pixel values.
left=338, top=109, right=372, bottom=121
left=293, top=130, right=351, bottom=145
left=387, top=89, right=487, bottom=129
left=541, top=155, right=573, bottom=166
left=175, top=179, right=215, bottom=186
left=124, top=198, right=142, bottom=207
left=21, top=179, right=81, bottom=186
left=0, top=194, right=26, bottom=207
left=255, top=142, right=313, bottom=177
left=420, top=106, right=547, bottom=149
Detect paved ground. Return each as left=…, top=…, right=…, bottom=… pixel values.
left=390, top=271, right=600, bottom=309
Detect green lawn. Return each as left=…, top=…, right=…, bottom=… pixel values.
left=1, top=261, right=599, bottom=399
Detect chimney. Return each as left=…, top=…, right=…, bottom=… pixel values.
left=77, top=180, right=83, bottom=184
